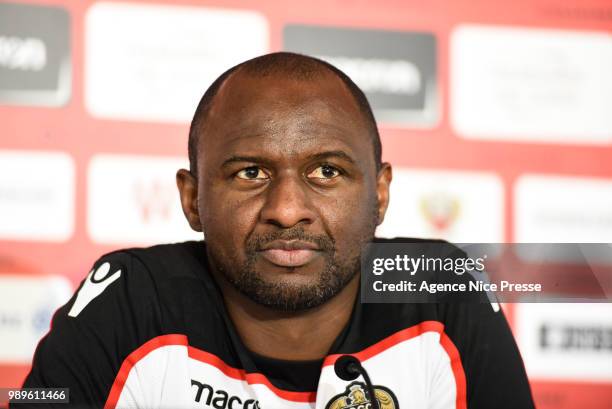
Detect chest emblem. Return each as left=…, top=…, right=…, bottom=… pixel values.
left=325, top=381, right=399, bottom=409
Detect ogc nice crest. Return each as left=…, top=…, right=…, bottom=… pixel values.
left=325, top=381, right=399, bottom=409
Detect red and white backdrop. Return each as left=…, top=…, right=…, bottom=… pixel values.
left=0, top=0, right=611, bottom=407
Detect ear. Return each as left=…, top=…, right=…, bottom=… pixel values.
left=176, top=169, right=203, bottom=232
left=375, top=163, right=392, bottom=226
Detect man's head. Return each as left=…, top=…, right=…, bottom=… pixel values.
left=177, top=52, right=392, bottom=312
left=187, top=52, right=383, bottom=176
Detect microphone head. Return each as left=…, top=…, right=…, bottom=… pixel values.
left=334, top=355, right=361, bottom=381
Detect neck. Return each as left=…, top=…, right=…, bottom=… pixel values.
left=214, top=273, right=359, bottom=361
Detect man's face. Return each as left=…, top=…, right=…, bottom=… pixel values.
left=180, top=70, right=391, bottom=311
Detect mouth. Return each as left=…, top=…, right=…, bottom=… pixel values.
left=258, top=240, right=321, bottom=268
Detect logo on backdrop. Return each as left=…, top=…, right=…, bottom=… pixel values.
left=420, top=191, right=461, bottom=232
left=539, top=324, right=612, bottom=352
left=87, top=154, right=201, bottom=245
left=283, top=25, right=438, bottom=127
left=133, top=180, right=175, bottom=223
left=515, top=304, right=612, bottom=381
left=326, top=382, right=399, bottom=409
left=0, top=275, right=72, bottom=363
left=0, top=3, right=70, bottom=106
left=376, top=169, right=504, bottom=243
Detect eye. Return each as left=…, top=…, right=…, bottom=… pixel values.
left=236, top=166, right=268, bottom=180
left=307, top=164, right=341, bottom=180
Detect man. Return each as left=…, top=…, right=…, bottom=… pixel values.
left=19, top=52, right=534, bottom=408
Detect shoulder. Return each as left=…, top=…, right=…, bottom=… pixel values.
left=27, top=241, right=210, bottom=375
left=121, top=240, right=207, bottom=280
left=65, top=240, right=207, bottom=322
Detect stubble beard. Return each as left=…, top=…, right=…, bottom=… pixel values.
left=209, top=207, right=378, bottom=312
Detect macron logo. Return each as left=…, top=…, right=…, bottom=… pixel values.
left=68, top=262, right=122, bottom=317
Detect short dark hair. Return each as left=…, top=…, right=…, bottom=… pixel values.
left=188, top=52, right=382, bottom=176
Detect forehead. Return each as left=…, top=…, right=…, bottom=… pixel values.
left=197, top=69, right=374, bottom=166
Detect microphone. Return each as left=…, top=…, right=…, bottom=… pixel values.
left=334, top=355, right=380, bottom=409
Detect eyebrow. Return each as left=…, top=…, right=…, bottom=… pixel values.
left=221, top=150, right=356, bottom=167
left=221, top=155, right=272, bottom=168
left=308, top=150, right=356, bottom=164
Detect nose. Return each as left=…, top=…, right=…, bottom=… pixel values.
left=260, top=173, right=316, bottom=228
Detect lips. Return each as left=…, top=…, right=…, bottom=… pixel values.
left=258, top=240, right=320, bottom=268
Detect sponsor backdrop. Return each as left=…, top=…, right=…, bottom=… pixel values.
left=1, top=0, right=611, bottom=407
